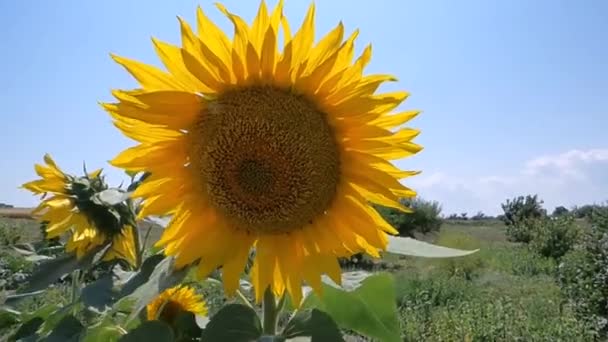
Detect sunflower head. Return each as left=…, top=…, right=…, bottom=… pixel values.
left=22, top=154, right=137, bottom=266
left=105, top=0, right=421, bottom=305
left=146, top=285, right=207, bottom=324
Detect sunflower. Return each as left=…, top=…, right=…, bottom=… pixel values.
left=104, top=0, right=422, bottom=305
left=22, top=154, right=137, bottom=266
left=147, top=285, right=207, bottom=323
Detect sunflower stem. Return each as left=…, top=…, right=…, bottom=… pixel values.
left=131, top=223, right=143, bottom=270
left=70, top=269, right=80, bottom=313
left=262, top=287, right=279, bottom=335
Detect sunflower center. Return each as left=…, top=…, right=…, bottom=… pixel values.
left=192, top=86, right=340, bottom=234
left=158, top=300, right=183, bottom=324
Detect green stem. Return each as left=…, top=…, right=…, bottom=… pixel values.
left=70, top=269, right=80, bottom=313
left=130, top=223, right=142, bottom=270
left=262, top=287, right=278, bottom=335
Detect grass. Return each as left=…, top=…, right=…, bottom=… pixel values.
left=0, top=214, right=600, bottom=341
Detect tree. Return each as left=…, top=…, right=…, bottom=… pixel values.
left=552, top=206, right=569, bottom=217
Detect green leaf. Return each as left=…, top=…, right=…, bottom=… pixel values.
left=201, top=304, right=262, bottom=342
left=386, top=236, right=478, bottom=257
left=117, top=254, right=165, bottom=298
left=81, top=274, right=115, bottom=312
left=118, top=321, right=174, bottom=342
left=174, top=311, right=202, bottom=339
left=94, top=189, right=130, bottom=206
left=302, top=273, right=401, bottom=342
left=11, top=317, right=43, bottom=341
left=40, top=303, right=81, bottom=335
left=282, top=309, right=344, bottom=342
left=12, top=243, right=36, bottom=256
left=0, top=307, right=20, bottom=329
left=126, top=256, right=189, bottom=322
left=82, top=325, right=124, bottom=342
left=17, top=244, right=110, bottom=295
left=42, top=314, right=84, bottom=342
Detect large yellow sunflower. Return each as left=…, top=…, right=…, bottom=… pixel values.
left=147, top=285, right=207, bottom=323
left=104, top=1, right=421, bottom=305
left=22, top=154, right=137, bottom=266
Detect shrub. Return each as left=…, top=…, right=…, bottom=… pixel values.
left=529, top=216, right=580, bottom=260
left=557, top=214, right=608, bottom=337
left=500, top=194, right=546, bottom=227
left=552, top=205, right=569, bottom=217
left=375, top=197, right=443, bottom=237
left=505, top=220, right=536, bottom=243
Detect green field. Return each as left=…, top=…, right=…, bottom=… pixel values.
left=0, top=216, right=599, bottom=341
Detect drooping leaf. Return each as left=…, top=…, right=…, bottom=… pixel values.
left=42, top=314, right=84, bottom=342
left=302, top=273, right=401, bottom=342
left=200, top=304, right=262, bottom=342
left=4, top=290, right=47, bottom=305
left=282, top=309, right=344, bottom=342
left=386, top=236, right=478, bottom=258
left=126, top=256, right=189, bottom=322
left=93, top=189, right=131, bottom=206
left=12, top=243, right=36, bottom=256
left=24, top=254, right=54, bottom=262
left=81, top=274, right=115, bottom=312
left=118, top=321, right=173, bottom=342
left=11, top=317, right=43, bottom=341
left=117, top=254, right=165, bottom=298
left=18, top=244, right=110, bottom=295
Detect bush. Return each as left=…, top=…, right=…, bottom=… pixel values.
left=375, top=197, right=443, bottom=237
left=529, top=216, right=580, bottom=260
left=500, top=194, right=546, bottom=227
left=558, top=214, right=608, bottom=337
left=505, top=220, right=536, bottom=243
left=552, top=205, right=569, bottom=217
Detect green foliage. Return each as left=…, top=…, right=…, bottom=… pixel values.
left=557, top=213, right=608, bottom=337
left=529, top=216, right=580, bottom=260
left=396, top=272, right=594, bottom=341
left=500, top=194, right=546, bottom=228
left=552, top=205, right=569, bottom=217
left=303, top=272, right=402, bottom=342
left=433, top=232, right=484, bottom=280
left=375, top=197, right=443, bottom=237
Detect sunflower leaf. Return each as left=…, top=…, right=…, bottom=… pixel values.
left=10, top=317, right=44, bottom=341
left=301, top=273, right=401, bottom=342
left=119, top=321, right=173, bottom=342
left=386, top=236, right=479, bottom=258
left=281, top=309, right=344, bottom=341
left=81, top=274, right=115, bottom=312
left=200, top=304, right=262, bottom=342
left=15, top=244, right=110, bottom=296
left=93, top=189, right=131, bottom=206
left=43, top=314, right=84, bottom=342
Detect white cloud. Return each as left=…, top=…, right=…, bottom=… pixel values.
left=408, top=148, right=608, bottom=216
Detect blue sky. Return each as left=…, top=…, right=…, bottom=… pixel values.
left=1, top=0, right=607, bottom=215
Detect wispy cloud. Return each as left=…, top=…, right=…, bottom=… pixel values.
left=408, top=148, right=608, bottom=216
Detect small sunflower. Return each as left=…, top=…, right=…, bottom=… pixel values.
left=147, top=285, right=207, bottom=323
left=22, top=154, right=137, bottom=266
left=104, top=1, right=422, bottom=304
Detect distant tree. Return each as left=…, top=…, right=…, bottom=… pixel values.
left=375, top=197, right=443, bottom=237
left=471, top=211, right=486, bottom=220
left=500, top=194, right=546, bottom=227
left=447, top=213, right=459, bottom=220
left=552, top=206, right=569, bottom=217
left=0, top=203, right=14, bottom=208
left=460, top=212, right=468, bottom=220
